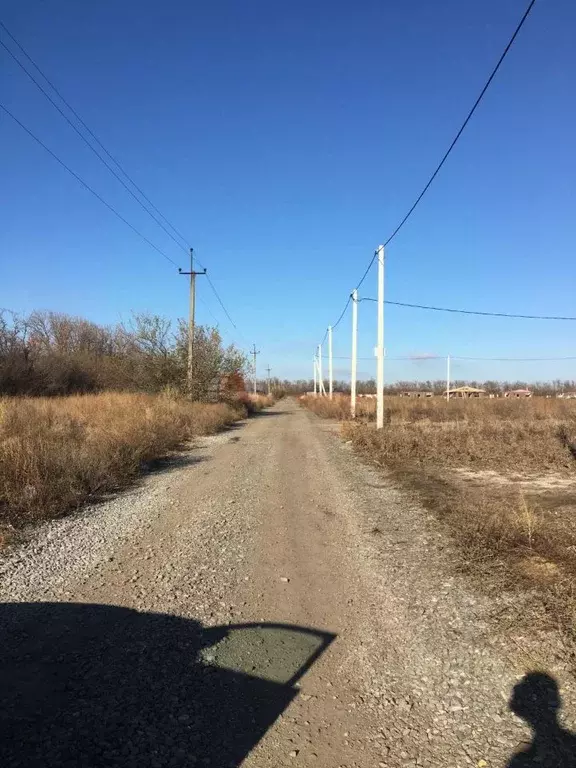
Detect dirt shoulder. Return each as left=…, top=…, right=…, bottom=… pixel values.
left=2, top=399, right=575, bottom=767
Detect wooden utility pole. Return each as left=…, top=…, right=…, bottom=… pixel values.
left=179, top=248, right=206, bottom=396
left=251, top=344, right=261, bottom=394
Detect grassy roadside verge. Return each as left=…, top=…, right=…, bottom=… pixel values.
left=0, top=392, right=273, bottom=538
left=301, top=394, right=576, bottom=644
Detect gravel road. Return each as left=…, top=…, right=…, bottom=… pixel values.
left=1, top=399, right=575, bottom=767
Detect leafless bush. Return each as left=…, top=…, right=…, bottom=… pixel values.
left=0, top=309, right=247, bottom=397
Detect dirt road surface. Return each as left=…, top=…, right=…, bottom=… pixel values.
left=2, top=399, right=575, bottom=767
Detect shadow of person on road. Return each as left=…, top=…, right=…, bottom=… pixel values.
left=0, top=602, right=335, bottom=767
left=507, top=671, right=576, bottom=767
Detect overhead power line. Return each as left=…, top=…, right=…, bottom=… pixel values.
left=382, top=0, right=537, bottom=248
left=0, top=22, right=190, bottom=247
left=361, top=297, right=576, bottom=321
left=357, top=251, right=377, bottom=291
left=4, top=97, right=241, bottom=338
left=1, top=24, right=244, bottom=338
left=187, top=250, right=240, bottom=334
left=452, top=355, right=576, bottom=362
left=205, top=274, right=237, bottom=330
left=317, top=289, right=352, bottom=347
left=324, top=355, right=428, bottom=361
left=0, top=33, right=190, bottom=258
left=197, top=295, right=221, bottom=326
left=323, top=354, right=576, bottom=362
left=332, top=295, right=352, bottom=331
left=325, top=0, right=538, bottom=334
left=1, top=102, right=180, bottom=267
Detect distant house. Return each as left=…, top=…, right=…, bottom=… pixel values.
left=504, top=389, right=532, bottom=398
left=398, top=390, right=433, bottom=398
left=445, top=386, right=486, bottom=399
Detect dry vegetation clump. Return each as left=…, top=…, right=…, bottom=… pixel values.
left=304, top=395, right=576, bottom=473
left=303, top=392, right=576, bottom=424
left=247, top=393, right=276, bottom=410
left=229, top=392, right=276, bottom=415
left=300, top=394, right=351, bottom=420
left=300, top=394, right=375, bottom=421
left=345, top=416, right=576, bottom=474
left=0, top=392, right=243, bottom=528
left=386, top=395, right=576, bottom=425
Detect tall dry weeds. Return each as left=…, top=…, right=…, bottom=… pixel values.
left=301, top=394, right=375, bottom=421
left=0, top=393, right=243, bottom=528
left=303, top=395, right=576, bottom=473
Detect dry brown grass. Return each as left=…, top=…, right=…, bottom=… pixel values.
left=302, top=392, right=576, bottom=422
left=390, top=462, right=576, bottom=643
left=301, top=393, right=375, bottom=421
left=302, top=394, right=576, bottom=643
left=248, top=393, right=276, bottom=410
left=0, top=392, right=243, bottom=528
left=303, top=395, right=576, bottom=473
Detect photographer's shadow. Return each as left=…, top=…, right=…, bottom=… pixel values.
left=507, top=672, right=576, bottom=767
left=0, top=602, right=335, bottom=767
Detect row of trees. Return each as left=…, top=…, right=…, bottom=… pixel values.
left=0, top=309, right=247, bottom=399
left=265, top=378, right=576, bottom=396
left=2, top=309, right=573, bottom=399
left=383, top=379, right=576, bottom=396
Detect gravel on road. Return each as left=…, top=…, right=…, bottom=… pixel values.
left=1, top=399, right=575, bottom=767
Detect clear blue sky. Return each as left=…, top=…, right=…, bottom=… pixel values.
left=1, top=0, right=575, bottom=382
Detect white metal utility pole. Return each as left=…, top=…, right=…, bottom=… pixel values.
left=178, top=248, right=206, bottom=397
left=266, top=365, right=272, bottom=395
left=376, top=244, right=385, bottom=430
left=446, top=355, right=451, bottom=403
left=313, top=354, right=318, bottom=396
left=351, top=289, right=358, bottom=418
left=317, top=344, right=323, bottom=396
left=251, top=344, right=260, bottom=395
left=328, top=326, right=333, bottom=400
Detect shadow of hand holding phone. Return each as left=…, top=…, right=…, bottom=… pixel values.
left=0, top=602, right=335, bottom=767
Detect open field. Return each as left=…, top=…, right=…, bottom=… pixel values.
left=0, top=392, right=273, bottom=533
left=301, top=394, right=576, bottom=643
left=302, top=394, right=576, bottom=472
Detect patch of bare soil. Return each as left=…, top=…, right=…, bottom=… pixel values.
left=453, top=466, right=576, bottom=492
